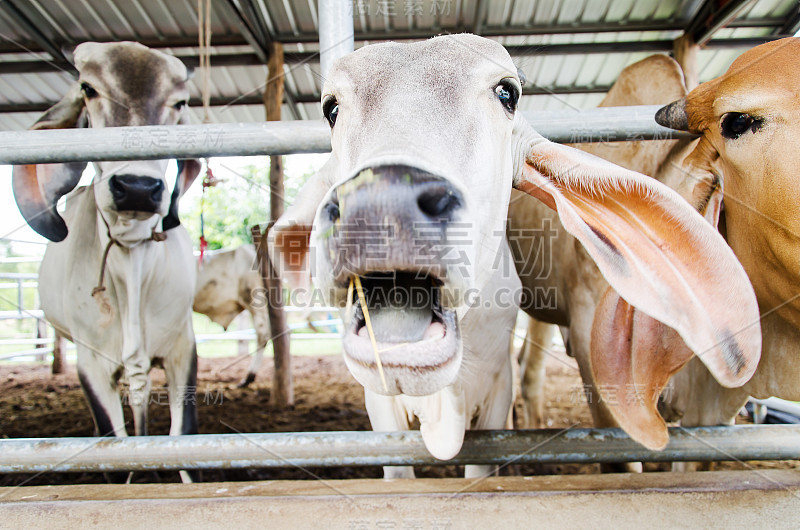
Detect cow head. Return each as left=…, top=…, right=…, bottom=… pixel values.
left=13, top=41, right=201, bottom=244
left=270, top=35, right=759, bottom=445
left=657, top=37, right=800, bottom=329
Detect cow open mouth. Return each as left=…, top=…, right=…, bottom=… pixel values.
left=342, top=271, right=461, bottom=396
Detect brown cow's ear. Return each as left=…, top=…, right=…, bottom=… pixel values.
left=268, top=155, right=339, bottom=295
left=511, top=114, right=760, bottom=447
left=591, top=288, right=694, bottom=449
left=12, top=84, right=88, bottom=241
left=13, top=162, right=87, bottom=242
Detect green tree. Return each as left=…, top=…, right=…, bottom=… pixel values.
left=181, top=160, right=313, bottom=251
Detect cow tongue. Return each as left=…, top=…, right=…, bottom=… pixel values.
left=369, top=305, right=433, bottom=342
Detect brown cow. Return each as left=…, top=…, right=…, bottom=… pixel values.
left=508, top=53, right=761, bottom=455
left=655, top=38, right=800, bottom=451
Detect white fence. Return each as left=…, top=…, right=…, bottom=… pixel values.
left=0, top=257, right=343, bottom=363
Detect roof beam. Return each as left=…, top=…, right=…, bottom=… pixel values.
left=218, top=0, right=271, bottom=63
left=268, top=18, right=785, bottom=43
left=472, top=0, right=487, bottom=35
left=0, top=16, right=789, bottom=55
left=777, top=5, right=800, bottom=35
left=0, top=0, right=73, bottom=69
left=236, top=0, right=274, bottom=51
left=685, top=0, right=757, bottom=46
left=2, top=36, right=788, bottom=76
left=0, top=93, right=319, bottom=115
left=0, top=85, right=620, bottom=115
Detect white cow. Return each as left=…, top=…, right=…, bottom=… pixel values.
left=13, top=43, right=202, bottom=463
left=268, top=34, right=760, bottom=477
left=193, top=245, right=271, bottom=387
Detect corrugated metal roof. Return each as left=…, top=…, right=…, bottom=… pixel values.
left=0, top=0, right=796, bottom=129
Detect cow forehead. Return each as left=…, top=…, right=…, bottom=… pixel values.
left=688, top=38, right=800, bottom=125
left=326, top=34, right=517, bottom=99
left=75, top=42, right=188, bottom=96
left=725, top=38, right=800, bottom=81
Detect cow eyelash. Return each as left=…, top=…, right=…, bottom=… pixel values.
left=80, top=82, right=98, bottom=99
left=720, top=112, right=763, bottom=139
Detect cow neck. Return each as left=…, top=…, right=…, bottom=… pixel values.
left=92, top=199, right=168, bottom=300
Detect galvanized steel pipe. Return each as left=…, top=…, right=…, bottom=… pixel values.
left=319, top=0, right=354, bottom=79
left=0, top=106, right=693, bottom=165
left=0, top=426, right=797, bottom=474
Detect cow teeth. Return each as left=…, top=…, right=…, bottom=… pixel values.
left=423, top=321, right=446, bottom=340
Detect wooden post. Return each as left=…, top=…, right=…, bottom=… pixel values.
left=673, top=34, right=699, bottom=91
left=262, top=41, right=294, bottom=407
left=52, top=331, right=66, bottom=374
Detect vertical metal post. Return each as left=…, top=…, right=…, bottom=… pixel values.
left=319, top=0, right=354, bottom=79
left=16, top=278, right=22, bottom=316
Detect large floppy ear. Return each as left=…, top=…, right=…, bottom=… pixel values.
left=268, top=154, right=339, bottom=293
left=12, top=84, right=88, bottom=242
left=511, top=115, right=760, bottom=445
left=591, top=287, right=693, bottom=449
left=589, top=172, right=726, bottom=450
left=162, top=158, right=202, bottom=231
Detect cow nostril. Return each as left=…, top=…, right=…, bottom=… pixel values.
left=323, top=190, right=340, bottom=222
left=109, top=176, right=126, bottom=201
left=324, top=200, right=340, bottom=222
left=417, top=186, right=461, bottom=218
left=150, top=180, right=164, bottom=200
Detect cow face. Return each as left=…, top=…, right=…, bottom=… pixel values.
left=309, top=36, right=520, bottom=396
left=657, top=38, right=800, bottom=328
left=12, top=41, right=200, bottom=244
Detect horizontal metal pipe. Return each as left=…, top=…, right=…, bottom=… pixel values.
left=0, top=106, right=691, bottom=165
left=0, top=425, right=797, bottom=474
left=750, top=397, right=800, bottom=418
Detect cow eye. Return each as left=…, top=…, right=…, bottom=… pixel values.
left=173, top=100, right=188, bottom=111
left=323, top=97, right=338, bottom=127
left=721, top=112, right=761, bottom=139
left=80, top=82, right=98, bottom=99
left=495, top=80, right=519, bottom=114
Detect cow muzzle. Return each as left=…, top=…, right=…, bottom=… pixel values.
left=321, top=165, right=467, bottom=396
left=108, top=175, right=165, bottom=214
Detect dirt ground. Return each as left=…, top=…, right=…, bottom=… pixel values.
left=1, top=349, right=797, bottom=487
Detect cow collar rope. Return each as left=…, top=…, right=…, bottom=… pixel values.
left=91, top=197, right=168, bottom=324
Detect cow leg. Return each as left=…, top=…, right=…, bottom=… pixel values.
left=515, top=318, right=552, bottom=429
left=131, top=377, right=151, bottom=437
left=165, top=340, right=199, bottom=483
left=364, top=389, right=415, bottom=479
left=76, top=348, right=130, bottom=483
left=77, top=350, right=126, bottom=437
left=466, top=354, right=514, bottom=479
left=239, top=307, right=269, bottom=388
